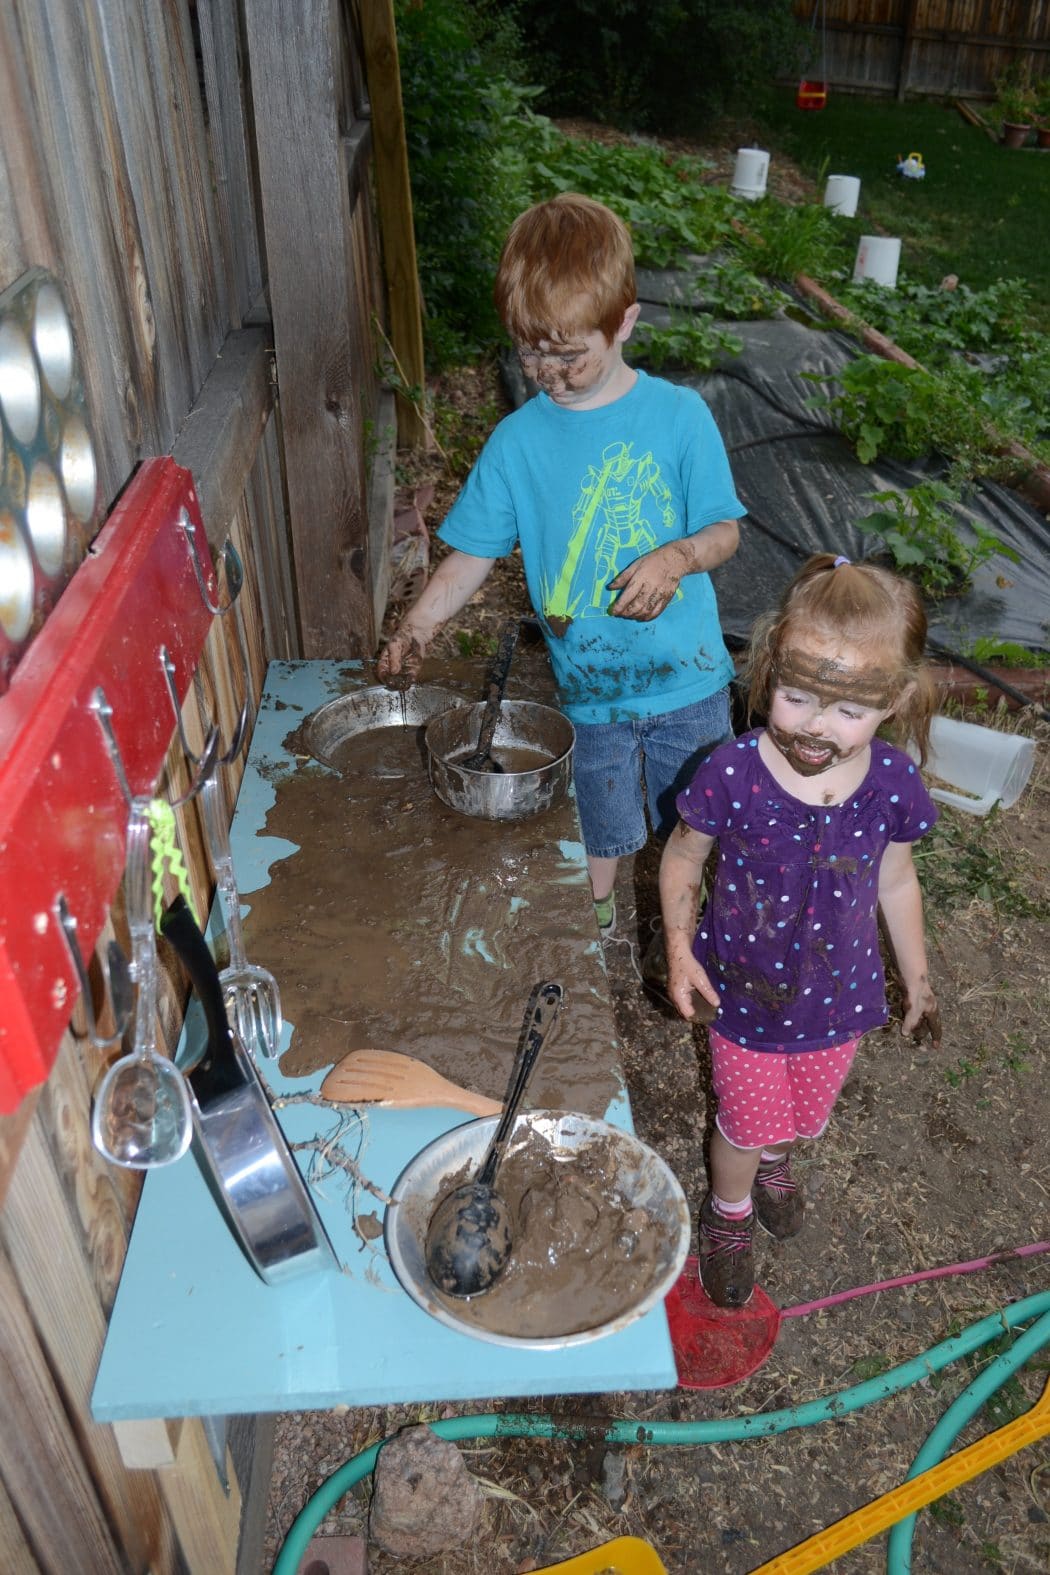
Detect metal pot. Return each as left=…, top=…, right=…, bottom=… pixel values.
left=425, top=700, right=574, bottom=821
left=160, top=895, right=336, bottom=1286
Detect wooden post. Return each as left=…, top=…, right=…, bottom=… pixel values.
left=243, top=0, right=376, bottom=657
left=896, top=0, right=920, bottom=102
left=360, top=0, right=428, bottom=449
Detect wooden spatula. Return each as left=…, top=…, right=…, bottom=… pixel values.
left=321, top=1049, right=502, bottom=1115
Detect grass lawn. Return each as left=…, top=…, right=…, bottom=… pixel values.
left=752, top=89, right=1050, bottom=329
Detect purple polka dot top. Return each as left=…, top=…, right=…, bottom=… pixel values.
left=676, top=730, right=938, bottom=1053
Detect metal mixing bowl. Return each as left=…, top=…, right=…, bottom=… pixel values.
left=303, top=684, right=465, bottom=770
left=424, top=700, right=574, bottom=821
left=384, top=1110, right=690, bottom=1349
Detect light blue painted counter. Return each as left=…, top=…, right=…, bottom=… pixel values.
left=92, top=661, right=678, bottom=1421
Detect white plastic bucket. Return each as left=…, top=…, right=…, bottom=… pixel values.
left=853, top=235, right=901, bottom=288
left=824, top=174, right=860, bottom=216
left=730, top=147, right=770, bottom=201
left=911, top=714, right=1036, bottom=816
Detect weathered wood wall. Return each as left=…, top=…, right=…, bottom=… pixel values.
left=793, top=0, right=1050, bottom=99
left=0, top=1, right=392, bottom=1568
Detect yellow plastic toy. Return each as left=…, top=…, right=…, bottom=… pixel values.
left=535, top=1535, right=668, bottom=1574
left=749, top=1373, right=1050, bottom=1574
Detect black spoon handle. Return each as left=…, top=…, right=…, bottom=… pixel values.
left=467, top=618, right=520, bottom=764
left=477, top=981, right=561, bottom=1189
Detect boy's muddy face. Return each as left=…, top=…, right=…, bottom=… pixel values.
left=515, top=325, right=632, bottom=409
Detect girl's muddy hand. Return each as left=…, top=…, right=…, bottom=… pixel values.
left=668, top=955, right=719, bottom=1023
left=903, top=982, right=941, bottom=1047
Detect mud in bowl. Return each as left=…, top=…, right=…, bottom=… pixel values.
left=424, top=700, right=574, bottom=821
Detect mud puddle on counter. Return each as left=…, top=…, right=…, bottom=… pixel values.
left=242, top=715, right=621, bottom=1117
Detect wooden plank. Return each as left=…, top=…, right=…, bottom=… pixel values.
left=171, top=326, right=275, bottom=549
left=0, top=1248, right=125, bottom=1572
left=246, top=422, right=298, bottom=660
left=0, top=1474, right=38, bottom=1575
left=157, top=1414, right=243, bottom=1575
left=2, top=1120, right=179, bottom=1572
left=91, top=0, right=227, bottom=434
left=0, top=1, right=159, bottom=493
left=0, top=1094, right=37, bottom=1210
left=243, top=0, right=376, bottom=658
left=195, top=0, right=265, bottom=328
left=359, top=0, right=427, bottom=447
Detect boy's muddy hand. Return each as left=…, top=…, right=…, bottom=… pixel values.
left=376, top=630, right=427, bottom=688
left=606, top=541, right=689, bottom=622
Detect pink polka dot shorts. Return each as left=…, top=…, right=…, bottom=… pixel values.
left=709, top=1028, right=860, bottom=1149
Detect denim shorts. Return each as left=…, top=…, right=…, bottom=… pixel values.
left=571, top=688, right=732, bottom=859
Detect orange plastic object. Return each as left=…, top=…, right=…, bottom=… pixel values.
left=535, top=1537, right=668, bottom=1574
left=0, top=459, right=216, bottom=1110
left=796, top=80, right=828, bottom=110
left=666, top=1256, right=781, bottom=1388
left=749, top=1374, right=1050, bottom=1574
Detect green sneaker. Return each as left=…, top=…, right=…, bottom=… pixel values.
left=697, top=1192, right=754, bottom=1309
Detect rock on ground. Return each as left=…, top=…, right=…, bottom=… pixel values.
left=368, top=1424, right=486, bottom=1558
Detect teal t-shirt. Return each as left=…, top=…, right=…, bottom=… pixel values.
left=437, top=369, right=745, bottom=724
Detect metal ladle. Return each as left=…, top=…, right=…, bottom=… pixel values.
left=91, top=805, right=193, bottom=1169
left=455, top=618, right=520, bottom=774
left=424, top=980, right=562, bottom=1297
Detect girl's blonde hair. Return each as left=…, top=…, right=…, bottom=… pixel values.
left=494, top=193, right=636, bottom=349
left=746, top=554, right=938, bottom=763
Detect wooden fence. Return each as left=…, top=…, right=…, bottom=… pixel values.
left=793, top=0, right=1050, bottom=99
left=0, top=1, right=417, bottom=1569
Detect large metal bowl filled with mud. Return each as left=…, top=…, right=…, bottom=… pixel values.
left=424, top=700, right=574, bottom=821
left=303, top=684, right=465, bottom=771
left=385, top=1110, right=690, bottom=1349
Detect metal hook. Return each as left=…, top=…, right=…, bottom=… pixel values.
left=91, top=687, right=133, bottom=807
left=91, top=682, right=220, bottom=810
left=56, top=894, right=133, bottom=1048
left=160, top=646, right=248, bottom=768
left=180, top=511, right=245, bottom=617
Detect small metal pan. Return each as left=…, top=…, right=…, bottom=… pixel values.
left=160, top=896, right=336, bottom=1286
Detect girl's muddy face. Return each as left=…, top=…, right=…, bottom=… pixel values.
left=767, top=644, right=898, bottom=777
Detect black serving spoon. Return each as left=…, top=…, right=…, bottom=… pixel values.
left=456, top=618, right=521, bottom=773
left=424, top=981, right=562, bottom=1297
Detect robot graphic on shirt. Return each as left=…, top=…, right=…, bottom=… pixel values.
left=542, top=440, right=678, bottom=626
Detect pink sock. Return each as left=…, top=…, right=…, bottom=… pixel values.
left=711, top=1192, right=752, bottom=1220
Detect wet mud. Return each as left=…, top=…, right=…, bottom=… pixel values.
left=243, top=680, right=622, bottom=1118
left=413, top=1126, right=677, bottom=1339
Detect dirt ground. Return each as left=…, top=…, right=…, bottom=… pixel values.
left=263, top=127, right=1049, bottom=1575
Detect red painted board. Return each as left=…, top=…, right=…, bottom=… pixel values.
left=0, top=459, right=215, bottom=1111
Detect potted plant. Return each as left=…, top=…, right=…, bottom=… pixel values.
left=1033, top=77, right=1050, bottom=149
left=994, top=73, right=1036, bottom=147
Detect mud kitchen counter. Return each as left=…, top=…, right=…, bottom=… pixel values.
left=92, top=658, right=678, bottom=1422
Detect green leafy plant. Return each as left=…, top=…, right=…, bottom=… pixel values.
left=994, top=70, right=1037, bottom=127
left=857, top=479, right=1018, bottom=598
left=629, top=311, right=743, bottom=373
left=731, top=198, right=852, bottom=282
left=966, top=637, right=1050, bottom=670
left=804, top=356, right=1006, bottom=480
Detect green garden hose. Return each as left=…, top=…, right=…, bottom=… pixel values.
left=272, top=1290, right=1050, bottom=1575
left=886, top=1306, right=1050, bottom=1573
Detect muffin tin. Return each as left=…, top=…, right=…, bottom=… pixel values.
left=0, top=269, right=100, bottom=692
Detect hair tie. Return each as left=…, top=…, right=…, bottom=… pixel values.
left=833, top=555, right=851, bottom=568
